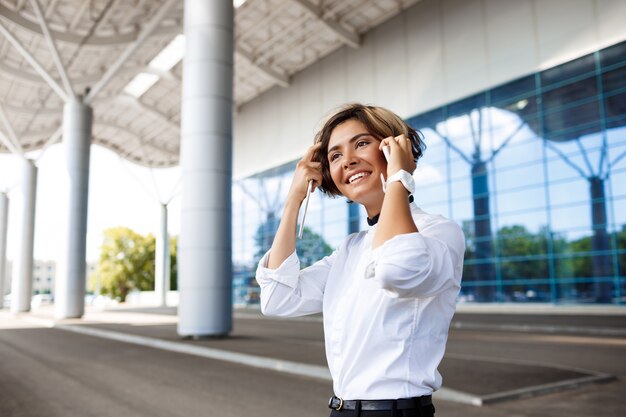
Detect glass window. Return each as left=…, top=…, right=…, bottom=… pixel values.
left=542, top=75, right=600, bottom=139
left=496, top=187, right=547, bottom=217
left=491, top=75, right=536, bottom=104
left=549, top=203, right=592, bottom=234
left=234, top=42, right=626, bottom=304
left=493, top=140, right=545, bottom=181
left=541, top=54, right=595, bottom=87
left=601, top=66, right=626, bottom=94
left=449, top=176, right=472, bottom=202
left=447, top=93, right=487, bottom=119
left=407, top=108, right=445, bottom=131
left=605, top=93, right=626, bottom=125
left=599, top=40, right=626, bottom=69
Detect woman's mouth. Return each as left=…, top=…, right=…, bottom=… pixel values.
left=348, top=171, right=371, bottom=184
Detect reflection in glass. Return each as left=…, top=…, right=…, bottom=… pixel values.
left=233, top=40, right=626, bottom=305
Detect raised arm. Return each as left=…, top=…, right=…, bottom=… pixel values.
left=267, top=142, right=323, bottom=268
left=373, top=134, right=418, bottom=249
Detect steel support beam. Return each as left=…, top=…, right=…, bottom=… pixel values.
left=0, top=103, right=24, bottom=154
left=0, top=19, right=68, bottom=101
left=84, top=0, right=179, bottom=104
left=291, top=0, right=360, bottom=48
left=0, top=4, right=181, bottom=46
left=69, top=0, right=92, bottom=31
left=30, top=0, right=75, bottom=98
left=0, top=131, right=21, bottom=155
left=235, top=46, right=290, bottom=88
left=35, top=125, right=63, bottom=161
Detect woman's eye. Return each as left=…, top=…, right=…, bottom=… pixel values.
left=330, top=153, right=340, bottom=162
left=356, top=140, right=368, bottom=148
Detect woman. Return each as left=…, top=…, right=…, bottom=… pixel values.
left=256, top=103, right=465, bottom=416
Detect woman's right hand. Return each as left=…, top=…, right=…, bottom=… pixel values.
left=288, top=142, right=323, bottom=203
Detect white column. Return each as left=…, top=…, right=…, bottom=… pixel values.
left=0, top=192, right=9, bottom=309
left=178, top=0, right=233, bottom=336
left=11, top=160, right=37, bottom=313
left=55, top=99, right=92, bottom=319
left=155, top=203, right=170, bottom=307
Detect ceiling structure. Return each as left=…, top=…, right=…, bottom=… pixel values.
left=0, top=0, right=420, bottom=167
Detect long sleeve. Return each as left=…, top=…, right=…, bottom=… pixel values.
left=365, top=219, right=465, bottom=299
left=256, top=248, right=337, bottom=317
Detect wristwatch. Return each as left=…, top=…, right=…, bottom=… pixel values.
left=384, top=170, right=415, bottom=194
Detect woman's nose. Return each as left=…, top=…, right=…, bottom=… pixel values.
left=342, top=156, right=358, bottom=169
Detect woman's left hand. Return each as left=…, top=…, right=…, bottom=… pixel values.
left=379, top=135, right=416, bottom=178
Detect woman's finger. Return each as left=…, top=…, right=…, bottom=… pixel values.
left=303, top=142, right=322, bottom=161
left=379, top=136, right=393, bottom=150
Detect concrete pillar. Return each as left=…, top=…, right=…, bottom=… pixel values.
left=178, top=0, right=233, bottom=336
left=55, top=98, right=92, bottom=319
left=0, top=192, right=9, bottom=309
left=155, top=203, right=170, bottom=307
left=11, top=159, right=37, bottom=313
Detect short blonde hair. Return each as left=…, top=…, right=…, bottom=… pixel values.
left=313, top=103, right=425, bottom=197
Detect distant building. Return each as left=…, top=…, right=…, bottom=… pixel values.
left=32, top=260, right=55, bottom=295
left=3, top=260, right=96, bottom=297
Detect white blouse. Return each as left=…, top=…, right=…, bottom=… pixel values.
left=256, top=203, right=465, bottom=400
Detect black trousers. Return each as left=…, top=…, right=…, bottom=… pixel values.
left=329, top=403, right=435, bottom=417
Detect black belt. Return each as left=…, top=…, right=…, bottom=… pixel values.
left=328, top=395, right=432, bottom=411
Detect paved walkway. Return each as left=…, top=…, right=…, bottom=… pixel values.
left=1, top=304, right=625, bottom=416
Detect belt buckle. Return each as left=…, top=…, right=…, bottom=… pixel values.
left=328, top=396, right=344, bottom=411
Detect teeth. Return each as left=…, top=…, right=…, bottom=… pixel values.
left=349, top=172, right=369, bottom=183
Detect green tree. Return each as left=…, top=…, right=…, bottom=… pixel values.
left=254, top=216, right=333, bottom=268
left=497, top=225, right=549, bottom=281
left=169, top=235, right=178, bottom=291
left=91, top=227, right=156, bottom=302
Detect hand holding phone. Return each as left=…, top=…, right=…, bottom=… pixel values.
left=380, top=145, right=390, bottom=191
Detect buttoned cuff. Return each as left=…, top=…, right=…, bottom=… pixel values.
left=256, top=250, right=301, bottom=288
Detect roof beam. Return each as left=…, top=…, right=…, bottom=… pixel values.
left=69, top=0, right=93, bottom=31
left=96, top=121, right=177, bottom=158
left=0, top=61, right=180, bottom=89
left=92, top=0, right=123, bottom=34
left=15, top=0, right=27, bottom=12
left=44, top=0, right=60, bottom=19
left=103, top=94, right=180, bottom=134
left=30, top=0, right=75, bottom=98
left=0, top=4, right=181, bottom=46
left=33, top=124, right=63, bottom=162
left=290, top=0, right=360, bottom=48
left=0, top=130, right=22, bottom=155
left=235, top=46, right=290, bottom=88
left=0, top=103, right=24, bottom=155
left=84, top=0, right=178, bottom=104
left=0, top=19, right=68, bottom=101
left=118, top=0, right=149, bottom=28
left=0, top=102, right=59, bottom=116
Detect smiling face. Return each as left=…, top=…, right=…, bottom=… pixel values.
left=327, top=119, right=387, bottom=216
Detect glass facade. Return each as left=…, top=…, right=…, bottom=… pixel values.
left=233, top=40, right=626, bottom=305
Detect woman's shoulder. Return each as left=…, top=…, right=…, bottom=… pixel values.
left=412, top=206, right=464, bottom=238
left=341, top=230, right=368, bottom=249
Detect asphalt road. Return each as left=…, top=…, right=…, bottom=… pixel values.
left=0, top=308, right=625, bottom=417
